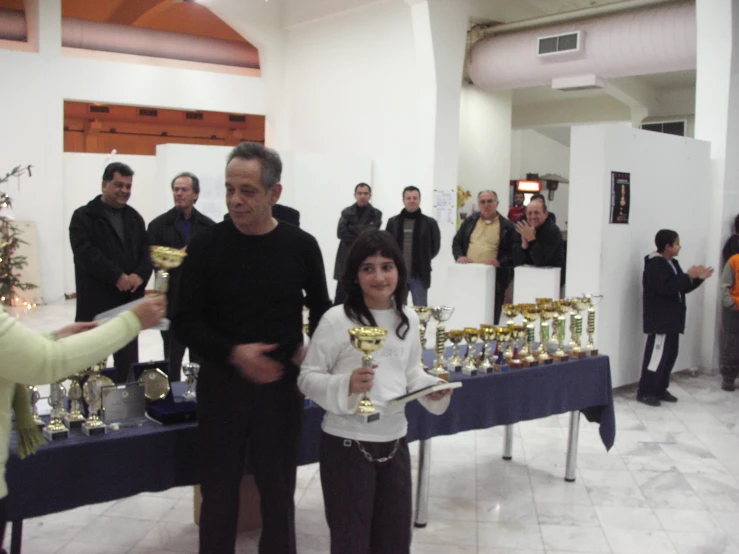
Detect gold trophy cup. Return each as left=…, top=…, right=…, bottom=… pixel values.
left=42, top=380, right=69, bottom=440
left=446, top=330, right=465, bottom=372
left=349, top=326, right=388, bottom=423
left=462, top=327, right=480, bottom=375
left=82, top=361, right=115, bottom=436
left=479, top=324, right=496, bottom=373
left=509, top=325, right=527, bottom=369
left=430, top=305, right=455, bottom=380
left=63, top=370, right=87, bottom=429
left=150, top=245, right=187, bottom=331
left=495, top=327, right=511, bottom=371
left=502, top=303, right=520, bottom=326
left=413, top=306, right=434, bottom=371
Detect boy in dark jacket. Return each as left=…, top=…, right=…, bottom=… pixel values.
left=637, top=229, right=713, bottom=406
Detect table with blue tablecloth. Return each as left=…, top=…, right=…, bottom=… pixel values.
left=6, top=355, right=615, bottom=552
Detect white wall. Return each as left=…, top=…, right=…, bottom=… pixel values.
left=62, top=154, right=159, bottom=295
left=567, top=125, right=711, bottom=388
left=458, top=85, right=513, bottom=217
left=511, top=129, right=571, bottom=230
left=0, top=0, right=265, bottom=303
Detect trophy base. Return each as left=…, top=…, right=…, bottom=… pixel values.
left=428, top=368, right=450, bottom=381
left=493, top=363, right=504, bottom=372
left=509, top=360, right=523, bottom=370
left=181, top=392, right=197, bottom=402
left=553, top=354, right=569, bottom=362
left=522, top=360, right=539, bottom=368
left=63, top=416, right=85, bottom=429
left=540, top=358, right=554, bottom=365
left=571, top=351, right=587, bottom=359
left=589, top=349, right=599, bottom=356
left=462, top=367, right=478, bottom=376
left=42, top=427, right=69, bottom=441
left=81, top=424, right=107, bottom=436
left=359, top=412, right=381, bottom=424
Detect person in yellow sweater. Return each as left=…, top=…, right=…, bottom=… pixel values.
left=0, top=294, right=166, bottom=547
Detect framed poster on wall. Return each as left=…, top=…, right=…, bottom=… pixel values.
left=610, top=171, right=630, bottom=224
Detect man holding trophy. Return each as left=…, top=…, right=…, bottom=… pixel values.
left=173, top=143, right=331, bottom=554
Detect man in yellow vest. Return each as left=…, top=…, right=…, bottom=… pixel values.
left=720, top=253, right=739, bottom=391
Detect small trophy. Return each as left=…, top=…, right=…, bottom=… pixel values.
left=349, top=326, right=388, bottom=423
left=27, top=386, right=44, bottom=428
left=412, top=306, right=434, bottom=371
left=553, top=315, right=569, bottom=362
left=501, top=303, right=520, bottom=326
left=182, top=363, right=200, bottom=402
left=479, top=325, right=496, bottom=373
left=82, top=362, right=115, bottom=436
left=430, top=305, right=454, bottom=379
left=584, top=293, right=603, bottom=356
left=494, top=327, right=510, bottom=371
left=538, top=302, right=560, bottom=354
left=462, top=327, right=479, bottom=376
left=446, top=330, right=465, bottom=372
left=509, top=326, right=527, bottom=369
left=570, top=297, right=590, bottom=359
left=150, top=245, right=187, bottom=330
left=63, top=371, right=87, bottom=429
left=42, top=380, right=69, bottom=440
left=520, top=305, right=541, bottom=366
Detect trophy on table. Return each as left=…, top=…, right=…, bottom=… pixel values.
left=492, top=327, right=507, bottom=371
left=509, top=326, right=527, bottom=369
left=520, top=305, right=541, bottom=367
left=42, top=380, right=69, bottom=440
left=462, top=327, right=479, bottom=376
left=537, top=302, right=558, bottom=364
left=63, top=370, right=87, bottom=429
left=182, top=363, right=200, bottom=402
left=349, top=326, right=388, bottom=423
left=446, top=330, right=465, bottom=372
left=479, top=324, right=496, bottom=373
left=569, top=297, right=590, bottom=359
left=27, top=386, right=44, bottom=428
left=585, top=294, right=603, bottom=356
left=150, top=245, right=187, bottom=330
left=412, top=306, right=434, bottom=371
left=430, top=305, right=454, bottom=380
left=82, top=361, right=115, bottom=436
left=501, top=303, right=520, bottom=326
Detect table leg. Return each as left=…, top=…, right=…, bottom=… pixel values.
left=10, top=520, right=22, bottom=554
left=503, top=424, right=513, bottom=460
left=414, top=439, right=431, bottom=528
left=565, top=410, right=580, bottom=482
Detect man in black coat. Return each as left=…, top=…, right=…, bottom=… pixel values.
left=637, top=229, right=713, bottom=406
left=452, top=190, right=517, bottom=324
left=513, top=196, right=564, bottom=269
left=386, top=186, right=440, bottom=306
left=333, top=183, right=382, bottom=304
left=148, top=172, right=215, bottom=381
left=69, top=162, right=153, bottom=382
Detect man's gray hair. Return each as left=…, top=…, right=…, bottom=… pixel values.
left=227, top=142, right=282, bottom=190
left=477, top=190, right=498, bottom=201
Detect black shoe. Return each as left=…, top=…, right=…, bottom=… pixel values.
left=637, top=394, right=661, bottom=407
left=659, top=390, right=678, bottom=403
left=722, top=379, right=736, bottom=392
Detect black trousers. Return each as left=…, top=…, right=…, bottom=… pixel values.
left=638, top=333, right=680, bottom=398
left=198, top=382, right=302, bottom=554
left=720, top=308, right=739, bottom=380
left=320, top=432, right=412, bottom=554
left=0, top=495, right=6, bottom=553
left=113, top=338, right=139, bottom=384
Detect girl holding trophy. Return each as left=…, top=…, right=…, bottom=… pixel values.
left=298, top=230, right=452, bottom=554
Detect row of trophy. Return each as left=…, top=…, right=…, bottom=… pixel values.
left=412, top=295, right=601, bottom=376
left=30, top=360, right=201, bottom=440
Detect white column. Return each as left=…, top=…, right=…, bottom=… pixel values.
left=694, top=0, right=739, bottom=371
left=406, top=0, right=470, bottom=306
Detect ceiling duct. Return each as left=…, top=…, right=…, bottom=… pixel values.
left=468, top=1, right=695, bottom=92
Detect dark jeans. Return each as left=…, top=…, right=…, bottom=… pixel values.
left=720, top=308, right=739, bottom=380
left=320, top=432, right=412, bottom=554
left=407, top=277, right=428, bottom=307
left=638, top=333, right=680, bottom=398
left=198, top=382, right=302, bottom=554
left=113, top=338, right=139, bottom=384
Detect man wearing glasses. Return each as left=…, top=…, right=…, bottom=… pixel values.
left=452, top=190, right=517, bottom=323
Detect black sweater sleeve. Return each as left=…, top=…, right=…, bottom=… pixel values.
left=172, top=231, right=238, bottom=368
left=303, top=235, right=332, bottom=336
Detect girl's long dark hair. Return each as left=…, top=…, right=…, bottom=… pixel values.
left=341, top=230, right=410, bottom=340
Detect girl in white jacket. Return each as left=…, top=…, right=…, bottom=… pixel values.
left=298, top=230, right=451, bottom=554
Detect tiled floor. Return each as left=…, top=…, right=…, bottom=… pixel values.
left=5, top=300, right=739, bottom=553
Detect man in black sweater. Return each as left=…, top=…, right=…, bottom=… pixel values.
left=173, top=143, right=331, bottom=554
left=148, top=172, right=215, bottom=381
left=638, top=229, right=713, bottom=406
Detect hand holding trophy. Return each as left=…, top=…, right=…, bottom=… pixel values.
left=349, top=326, right=388, bottom=423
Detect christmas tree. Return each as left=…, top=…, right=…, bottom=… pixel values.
left=0, top=165, right=37, bottom=306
